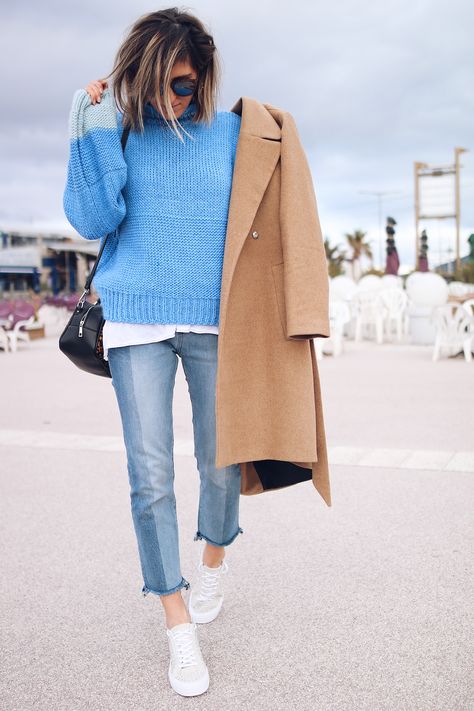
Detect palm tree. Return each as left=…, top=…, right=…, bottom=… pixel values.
left=344, top=229, right=373, bottom=281
left=324, top=237, right=347, bottom=278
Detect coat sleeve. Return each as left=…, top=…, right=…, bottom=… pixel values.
left=279, top=110, right=330, bottom=340
left=62, top=88, right=128, bottom=240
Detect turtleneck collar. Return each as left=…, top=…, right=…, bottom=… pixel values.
left=144, top=100, right=198, bottom=122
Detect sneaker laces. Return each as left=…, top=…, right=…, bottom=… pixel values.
left=170, top=626, right=199, bottom=669
left=196, top=559, right=229, bottom=602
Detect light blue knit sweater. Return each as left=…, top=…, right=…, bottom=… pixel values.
left=63, top=89, right=241, bottom=324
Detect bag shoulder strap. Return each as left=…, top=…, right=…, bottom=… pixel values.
left=81, top=124, right=131, bottom=297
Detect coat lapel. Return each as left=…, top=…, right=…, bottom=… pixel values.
left=218, top=97, right=281, bottom=331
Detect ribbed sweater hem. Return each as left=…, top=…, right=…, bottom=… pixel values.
left=97, top=285, right=220, bottom=325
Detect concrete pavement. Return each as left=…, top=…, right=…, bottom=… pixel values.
left=1, top=328, right=473, bottom=710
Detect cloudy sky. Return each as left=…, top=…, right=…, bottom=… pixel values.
left=1, top=0, right=472, bottom=269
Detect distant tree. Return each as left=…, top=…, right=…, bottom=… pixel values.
left=467, top=233, right=474, bottom=262
left=324, top=237, right=346, bottom=278
left=344, top=229, right=373, bottom=281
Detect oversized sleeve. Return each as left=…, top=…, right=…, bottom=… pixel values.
left=279, top=110, right=330, bottom=339
left=62, top=88, right=128, bottom=240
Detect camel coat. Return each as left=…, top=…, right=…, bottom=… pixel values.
left=215, top=96, right=332, bottom=507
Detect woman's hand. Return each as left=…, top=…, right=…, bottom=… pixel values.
left=85, top=79, right=108, bottom=105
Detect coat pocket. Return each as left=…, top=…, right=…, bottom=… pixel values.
left=271, top=262, right=286, bottom=336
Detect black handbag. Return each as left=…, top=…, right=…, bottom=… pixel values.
left=58, top=124, right=131, bottom=378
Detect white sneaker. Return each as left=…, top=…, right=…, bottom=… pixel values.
left=189, top=544, right=229, bottom=624
left=166, top=621, right=209, bottom=696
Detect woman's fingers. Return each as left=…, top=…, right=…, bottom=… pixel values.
left=85, top=79, right=108, bottom=104
left=85, top=82, right=101, bottom=104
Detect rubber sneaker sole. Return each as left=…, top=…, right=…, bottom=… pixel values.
left=189, top=592, right=224, bottom=624
left=168, top=664, right=210, bottom=696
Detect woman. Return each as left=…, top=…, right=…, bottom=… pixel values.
left=64, top=8, right=244, bottom=697
left=63, top=5, right=331, bottom=701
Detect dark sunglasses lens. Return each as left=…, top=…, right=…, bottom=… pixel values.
left=172, top=79, right=196, bottom=96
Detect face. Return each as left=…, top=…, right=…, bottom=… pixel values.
left=150, top=59, right=198, bottom=120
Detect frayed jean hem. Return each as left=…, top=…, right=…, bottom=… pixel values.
left=193, top=526, right=244, bottom=547
left=142, top=576, right=191, bottom=598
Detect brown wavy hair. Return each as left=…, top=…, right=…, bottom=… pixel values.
left=101, top=7, right=221, bottom=142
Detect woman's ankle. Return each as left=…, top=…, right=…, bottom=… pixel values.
left=166, top=610, right=191, bottom=630
left=161, top=589, right=191, bottom=629
left=203, top=542, right=225, bottom=567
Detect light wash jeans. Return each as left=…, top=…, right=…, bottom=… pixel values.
left=107, top=332, right=243, bottom=597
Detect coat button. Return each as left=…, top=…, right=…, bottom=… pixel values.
left=251, top=230, right=259, bottom=239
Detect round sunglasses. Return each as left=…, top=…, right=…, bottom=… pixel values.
left=159, top=77, right=197, bottom=97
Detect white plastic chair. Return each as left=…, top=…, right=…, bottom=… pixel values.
left=462, top=298, right=474, bottom=318
left=326, top=300, right=351, bottom=356
left=0, top=326, right=9, bottom=353
left=329, top=275, right=358, bottom=302
left=381, top=274, right=403, bottom=290
left=351, top=291, right=387, bottom=344
left=448, top=281, right=470, bottom=297
left=6, top=315, right=38, bottom=353
left=357, top=274, right=383, bottom=292
left=431, top=304, right=474, bottom=362
left=378, top=288, right=409, bottom=342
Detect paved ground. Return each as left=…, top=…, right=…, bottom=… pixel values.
left=1, top=325, right=473, bottom=710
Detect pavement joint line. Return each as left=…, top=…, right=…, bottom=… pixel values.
left=0, top=429, right=473, bottom=473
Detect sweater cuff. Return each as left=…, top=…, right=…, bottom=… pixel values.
left=68, top=87, right=118, bottom=141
